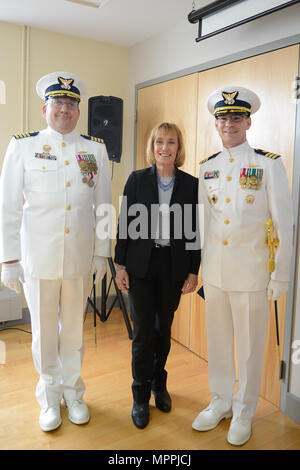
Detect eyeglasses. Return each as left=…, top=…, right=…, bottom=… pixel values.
left=49, top=99, right=78, bottom=110
left=216, top=115, right=246, bottom=123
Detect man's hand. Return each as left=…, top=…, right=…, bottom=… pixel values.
left=267, top=280, right=289, bottom=301
left=1, top=261, right=25, bottom=294
left=91, top=256, right=107, bottom=282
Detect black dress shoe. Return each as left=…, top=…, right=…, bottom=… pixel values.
left=152, top=390, right=172, bottom=412
left=131, top=402, right=149, bottom=429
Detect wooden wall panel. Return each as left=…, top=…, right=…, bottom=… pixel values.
left=136, top=74, right=199, bottom=176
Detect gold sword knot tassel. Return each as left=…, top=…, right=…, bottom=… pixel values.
left=266, top=219, right=284, bottom=379
left=266, top=219, right=279, bottom=272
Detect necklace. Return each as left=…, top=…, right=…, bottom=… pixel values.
left=157, top=174, right=175, bottom=192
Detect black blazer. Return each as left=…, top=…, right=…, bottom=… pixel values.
left=114, top=165, right=201, bottom=281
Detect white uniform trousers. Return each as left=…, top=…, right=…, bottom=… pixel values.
left=203, top=282, right=269, bottom=420
left=23, top=275, right=90, bottom=409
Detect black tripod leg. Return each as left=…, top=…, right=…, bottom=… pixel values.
left=108, top=258, right=133, bottom=339
left=93, top=273, right=97, bottom=344
left=101, top=273, right=107, bottom=320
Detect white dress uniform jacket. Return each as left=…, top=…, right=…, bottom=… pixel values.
left=198, top=141, right=293, bottom=291
left=0, top=126, right=111, bottom=278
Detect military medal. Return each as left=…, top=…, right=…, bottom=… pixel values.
left=240, top=167, right=263, bottom=189
left=76, top=153, right=98, bottom=187
left=35, top=144, right=56, bottom=161
left=204, top=170, right=220, bottom=180
left=209, top=194, right=218, bottom=205
left=35, top=152, right=56, bottom=160
left=245, top=195, right=255, bottom=204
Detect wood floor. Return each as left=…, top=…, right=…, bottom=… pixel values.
left=0, top=309, right=299, bottom=451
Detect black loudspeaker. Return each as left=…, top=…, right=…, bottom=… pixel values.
left=88, top=95, right=123, bottom=163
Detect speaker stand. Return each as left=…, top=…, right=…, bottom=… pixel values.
left=85, top=258, right=133, bottom=343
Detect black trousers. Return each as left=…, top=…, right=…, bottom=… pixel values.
left=129, top=246, right=184, bottom=403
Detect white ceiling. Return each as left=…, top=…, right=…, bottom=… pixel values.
left=0, top=0, right=215, bottom=47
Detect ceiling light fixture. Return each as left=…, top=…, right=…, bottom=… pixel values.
left=65, top=0, right=110, bottom=8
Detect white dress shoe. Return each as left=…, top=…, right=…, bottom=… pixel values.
left=227, top=418, right=252, bottom=446
left=192, top=405, right=232, bottom=431
left=64, top=399, right=90, bottom=425
left=39, top=405, right=62, bottom=432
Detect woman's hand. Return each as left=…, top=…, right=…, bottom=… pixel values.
left=115, top=268, right=130, bottom=291
left=181, top=273, right=198, bottom=295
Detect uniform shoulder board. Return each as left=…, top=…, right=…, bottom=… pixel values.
left=13, top=131, right=39, bottom=139
left=81, top=134, right=104, bottom=144
left=254, top=148, right=281, bottom=159
left=199, top=151, right=221, bottom=165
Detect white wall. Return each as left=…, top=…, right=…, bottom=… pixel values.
left=125, top=2, right=300, bottom=177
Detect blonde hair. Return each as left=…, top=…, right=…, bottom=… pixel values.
left=146, top=122, right=186, bottom=167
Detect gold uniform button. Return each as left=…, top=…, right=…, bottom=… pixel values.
left=66, top=205, right=71, bottom=211
left=224, top=219, right=230, bottom=224
left=225, top=197, right=231, bottom=203
left=223, top=240, right=228, bottom=246
left=229, top=158, right=234, bottom=162
left=62, top=142, right=66, bottom=147
left=226, top=176, right=232, bottom=181
left=66, top=182, right=71, bottom=187
left=65, top=160, right=69, bottom=165
left=65, top=228, right=70, bottom=234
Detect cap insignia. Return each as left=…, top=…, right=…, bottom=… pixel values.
left=222, top=91, right=238, bottom=105
left=58, top=77, right=74, bottom=90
